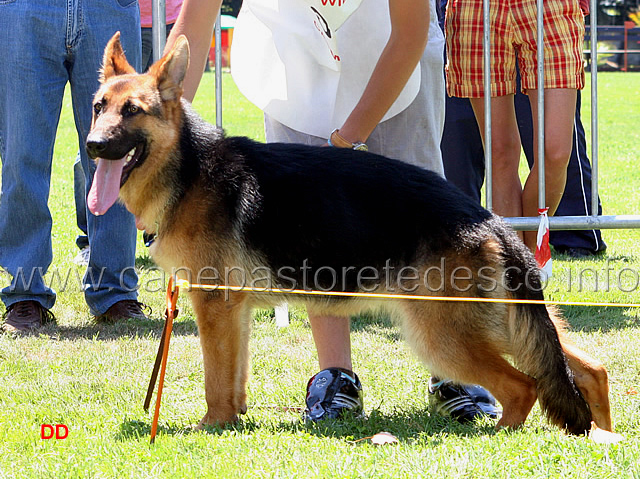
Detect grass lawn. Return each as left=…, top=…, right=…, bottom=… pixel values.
left=0, top=71, right=639, bottom=478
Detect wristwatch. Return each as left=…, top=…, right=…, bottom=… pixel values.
left=328, top=129, right=368, bottom=152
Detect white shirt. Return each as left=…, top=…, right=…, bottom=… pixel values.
left=230, top=0, right=430, bottom=138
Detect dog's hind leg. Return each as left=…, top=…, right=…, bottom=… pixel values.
left=190, top=291, right=251, bottom=427
left=472, top=358, right=538, bottom=430
left=561, top=341, right=612, bottom=431
left=400, top=302, right=538, bottom=430
left=546, top=312, right=612, bottom=431
left=442, top=349, right=538, bottom=430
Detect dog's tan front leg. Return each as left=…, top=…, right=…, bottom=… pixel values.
left=191, top=292, right=251, bottom=428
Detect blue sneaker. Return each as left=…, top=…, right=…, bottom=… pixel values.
left=428, top=377, right=501, bottom=422
left=304, top=368, right=364, bottom=421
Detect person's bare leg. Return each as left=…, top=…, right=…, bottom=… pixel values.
left=303, top=311, right=361, bottom=422
left=522, top=89, right=577, bottom=250
left=470, top=96, right=523, bottom=239
left=308, top=312, right=353, bottom=372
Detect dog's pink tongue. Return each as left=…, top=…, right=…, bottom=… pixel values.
left=88, top=158, right=126, bottom=216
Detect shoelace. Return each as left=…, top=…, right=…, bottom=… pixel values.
left=14, top=302, right=37, bottom=318
left=121, top=300, right=152, bottom=317
left=429, top=379, right=450, bottom=390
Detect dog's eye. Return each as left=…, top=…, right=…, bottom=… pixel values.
left=93, top=103, right=102, bottom=115
left=128, top=104, right=140, bottom=115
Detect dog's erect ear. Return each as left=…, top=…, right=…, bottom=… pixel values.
left=100, top=32, right=136, bottom=83
left=149, top=35, right=190, bottom=101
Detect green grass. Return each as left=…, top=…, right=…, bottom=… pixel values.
left=0, top=71, right=639, bottom=478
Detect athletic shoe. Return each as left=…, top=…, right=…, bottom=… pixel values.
left=73, top=245, right=91, bottom=266
left=428, top=377, right=501, bottom=422
left=304, top=367, right=364, bottom=421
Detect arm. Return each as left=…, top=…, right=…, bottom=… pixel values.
left=164, top=0, right=223, bottom=102
left=337, top=0, right=430, bottom=144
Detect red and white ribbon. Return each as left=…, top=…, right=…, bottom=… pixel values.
left=535, top=207, right=552, bottom=278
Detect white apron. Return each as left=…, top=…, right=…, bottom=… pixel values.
left=230, top=0, right=421, bottom=138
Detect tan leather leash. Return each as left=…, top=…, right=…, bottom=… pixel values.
left=144, top=276, right=180, bottom=444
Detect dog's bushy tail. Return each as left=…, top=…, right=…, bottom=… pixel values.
left=511, top=300, right=591, bottom=434
left=500, top=233, right=591, bottom=435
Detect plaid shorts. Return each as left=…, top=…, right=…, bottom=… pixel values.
left=445, top=0, right=585, bottom=97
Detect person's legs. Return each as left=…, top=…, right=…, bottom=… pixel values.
left=521, top=89, right=577, bottom=250
left=141, top=24, right=175, bottom=73
left=264, top=116, right=354, bottom=372
left=141, top=26, right=154, bottom=73
left=383, top=80, right=501, bottom=421
left=512, top=0, right=584, bottom=250
left=441, top=96, right=485, bottom=203
left=0, top=1, right=68, bottom=315
left=469, top=95, right=524, bottom=224
left=307, top=310, right=353, bottom=370
left=516, top=87, right=606, bottom=255
left=264, top=116, right=361, bottom=418
left=140, top=22, right=158, bottom=250
left=550, top=93, right=606, bottom=254
left=69, top=0, right=142, bottom=315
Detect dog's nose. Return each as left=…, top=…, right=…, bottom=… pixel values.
left=86, top=137, right=108, bottom=158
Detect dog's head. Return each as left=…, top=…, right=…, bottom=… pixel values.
left=86, top=32, right=189, bottom=216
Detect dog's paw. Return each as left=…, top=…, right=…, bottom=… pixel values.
left=196, top=410, right=239, bottom=430
left=589, top=422, right=624, bottom=444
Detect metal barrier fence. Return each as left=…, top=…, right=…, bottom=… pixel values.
left=152, top=0, right=223, bottom=129
left=482, top=0, right=640, bottom=231
left=151, top=0, right=640, bottom=232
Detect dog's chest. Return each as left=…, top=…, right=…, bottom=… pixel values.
left=148, top=236, right=181, bottom=274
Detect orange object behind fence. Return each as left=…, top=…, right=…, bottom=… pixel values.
left=209, top=15, right=236, bottom=68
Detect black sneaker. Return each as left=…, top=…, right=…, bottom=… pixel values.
left=303, top=368, right=364, bottom=422
left=428, top=377, right=501, bottom=423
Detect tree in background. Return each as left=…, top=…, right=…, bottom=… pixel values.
left=222, top=0, right=241, bottom=18
left=597, top=0, right=640, bottom=25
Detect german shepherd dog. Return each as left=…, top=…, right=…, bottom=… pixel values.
left=86, top=33, right=613, bottom=435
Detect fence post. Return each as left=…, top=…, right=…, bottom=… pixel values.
left=482, top=0, right=492, bottom=211
left=590, top=0, right=599, bottom=218
left=214, top=13, right=223, bottom=128
left=536, top=0, right=545, bottom=211
left=151, top=0, right=166, bottom=64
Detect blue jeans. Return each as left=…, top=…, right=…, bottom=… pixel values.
left=0, top=0, right=142, bottom=315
